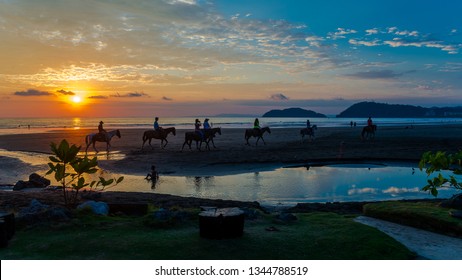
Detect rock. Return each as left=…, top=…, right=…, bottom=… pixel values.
left=449, top=210, right=462, bottom=219
left=77, top=201, right=109, bottom=216
left=29, top=173, right=50, bottom=188
left=19, top=199, right=49, bottom=215
left=13, top=174, right=50, bottom=190
left=15, top=199, right=71, bottom=227
left=440, top=194, right=462, bottom=210
left=13, top=180, right=34, bottom=191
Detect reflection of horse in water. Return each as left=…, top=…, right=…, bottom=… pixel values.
left=181, top=127, right=222, bottom=151
left=141, top=127, right=176, bottom=150
left=85, top=129, right=121, bottom=153
left=300, top=125, right=317, bottom=142
left=361, top=125, right=377, bottom=140
left=245, top=126, right=271, bottom=146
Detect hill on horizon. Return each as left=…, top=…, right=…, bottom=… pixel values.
left=337, top=101, right=462, bottom=118
left=262, top=107, right=326, bottom=118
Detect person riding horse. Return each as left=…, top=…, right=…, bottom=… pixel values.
left=154, top=117, right=163, bottom=132
left=195, top=119, right=204, bottom=140
left=367, top=117, right=373, bottom=128
left=253, top=118, right=260, bottom=132
left=97, top=121, right=108, bottom=141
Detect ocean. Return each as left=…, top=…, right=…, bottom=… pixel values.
left=1, top=116, right=461, bottom=135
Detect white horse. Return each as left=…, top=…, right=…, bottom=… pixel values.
left=85, top=129, right=121, bottom=153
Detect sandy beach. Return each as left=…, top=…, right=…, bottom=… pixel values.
left=2, top=124, right=462, bottom=181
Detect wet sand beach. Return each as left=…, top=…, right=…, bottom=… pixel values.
left=1, top=125, right=462, bottom=180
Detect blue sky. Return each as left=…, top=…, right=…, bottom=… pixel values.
left=0, top=0, right=461, bottom=117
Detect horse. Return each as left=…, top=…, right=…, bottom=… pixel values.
left=181, top=127, right=221, bottom=151
left=300, top=125, right=317, bottom=143
left=85, top=129, right=121, bottom=153
left=245, top=126, right=271, bottom=146
left=361, top=125, right=377, bottom=140
left=141, top=127, right=176, bottom=150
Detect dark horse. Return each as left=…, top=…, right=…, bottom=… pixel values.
left=300, top=125, right=317, bottom=143
left=141, top=127, right=176, bottom=150
left=181, top=127, right=222, bottom=151
left=361, top=125, right=377, bottom=140
left=85, top=129, right=121, bottom=153
left=245, top=126, right=271, bottom=146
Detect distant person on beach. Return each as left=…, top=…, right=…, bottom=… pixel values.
left=350, top=121, right=353, bottom=128
left=306, top=119, right=311, bottom=128
left=145, top=165, right=159, bottom=180
left=145, top=165, right=159, bottom=188
left=195, top=118, right=204, bottom=139
left=203, top=118, right=211, bottom=130
left=153, top=117, right=163, bottom=132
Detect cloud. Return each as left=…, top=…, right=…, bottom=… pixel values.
left=329, top=28, right=357, bottom=39
left=14, top=89, right=52, bottom=96
left=384, top=38, right=459, bottom=54
left=162, top=96, right=173, bottom=101
left=57, top=89, right=75, bottom=95
left=345, top=70, right=402, bottom=79
left=349, top=39, right=381, bottom=47
left=269, top=93, right=289, bottom=101
left=88, top=95, right=108, bottom=99
left=110, top=92, right=149, bottom=98
left=365, top=28, right=379, bottom=36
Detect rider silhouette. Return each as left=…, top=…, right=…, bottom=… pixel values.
left=195, top=119, right=204, bottom=140
left=98, top=121, right=108, bottom=140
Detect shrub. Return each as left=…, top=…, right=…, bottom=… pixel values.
left=46, top=139, right=123, bottom=207
left=419, top=150, right=462, bottom=197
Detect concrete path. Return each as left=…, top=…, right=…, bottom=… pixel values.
left=355, top=216, right=462, bottom=260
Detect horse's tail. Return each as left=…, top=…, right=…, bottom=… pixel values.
left=361, top=127, right=366, bottom=139
left=142, top=131, right=148, bottom=142
left=85, top=134, right=91, bottom=145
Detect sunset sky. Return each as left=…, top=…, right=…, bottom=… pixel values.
left=0, top=0, right=461, bottom=117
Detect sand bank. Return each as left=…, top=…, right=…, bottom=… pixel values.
left=1, top=125, right=462, bottom=181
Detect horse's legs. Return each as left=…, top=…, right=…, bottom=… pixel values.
left=181, top=140, right=187, bottom=151
left=210, top=138, right=216, bottom=149
left=260, top=136, right=266, bottom=145
left=162, top=138, right=168, bottom=148
left=93, top=141, right=99, bottom=153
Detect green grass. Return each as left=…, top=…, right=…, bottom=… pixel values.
left=0, top=211, right=414, bottom=260
left=363, top=201, right=462, bottom=238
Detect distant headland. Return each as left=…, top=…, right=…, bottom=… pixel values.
left=258, top=102, right=462, bottom=118
left=336, top=101, right=462, bottom=118
left=262, top=107, right=327, bottom=118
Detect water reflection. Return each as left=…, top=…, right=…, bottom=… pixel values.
left=104, top=164, right=461, bottom=206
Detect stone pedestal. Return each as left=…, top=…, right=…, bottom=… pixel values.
left=199, top=207, right=244, bottom=239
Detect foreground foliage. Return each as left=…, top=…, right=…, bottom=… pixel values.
left=419, top=150, right=462, bottom=196
left=46, top=139, right=123, bottom=207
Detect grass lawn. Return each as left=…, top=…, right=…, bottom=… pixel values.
left=364, top=200, right=462, bottom=238
left=0, top=210, right=414, bottom=260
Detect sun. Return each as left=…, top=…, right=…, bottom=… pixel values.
left=72, top=96, right=82, bottom=103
